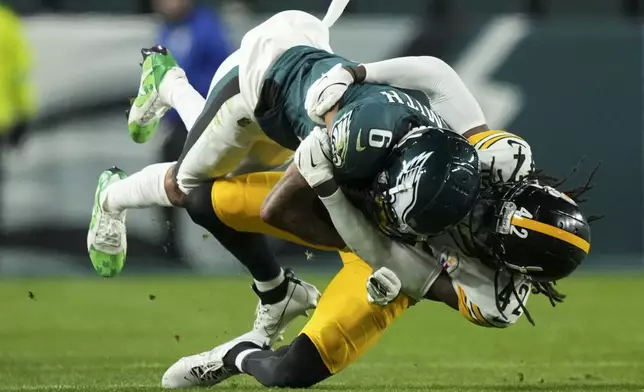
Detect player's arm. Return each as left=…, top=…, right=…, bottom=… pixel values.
left=318, top=184, right=449, bottom=302
left=307, top=58, right=487, bottom=135
left=294, top=128, right=454, bottom=302
left=358, top=57, right=486, bottom=134
left=260, top=163, right=347, bottom=249
left=452, top=275, right=532, bottom=328
left=261, top=103, right=401, bottom=259
left=318, top=181, right=460, bottom=309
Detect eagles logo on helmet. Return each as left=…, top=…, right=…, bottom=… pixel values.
left=371, top=127, right=480, bottom=242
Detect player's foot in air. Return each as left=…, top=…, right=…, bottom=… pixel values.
left=127, top=45, right=183, bottom=143
left=253, top=270, right=321, bottom=343
left=161, top=330, right=270, bottom=388
left=87, top=167, right=128, bottom=277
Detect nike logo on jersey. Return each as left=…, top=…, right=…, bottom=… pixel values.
left=356, top=129, right=366, bottom=151
left=309, top=152, right=318, bottom=168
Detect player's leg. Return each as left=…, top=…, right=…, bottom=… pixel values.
left=161, top=252, right=411, bottom=388
left=226, top=334, right=330, bottom=388
left=126, top=46, right=206, bottom=143
left=238, top=10, right=334, bottom=110
left=92, top=49, right=241, bottom=225
left=162, top=330, right=329, bottom=389
left=87, top=47, right=216, bottom=275
left=183, top=171, right=329, bottom=342
left=236, top=0, right=353, bottom=118
left=235, top=253, right=412, bottom=385
left=188, top=171, right=338, bottom=250
left=87, top=53, right=275, bottom=283
left=169, top=71, right=306, bottom=315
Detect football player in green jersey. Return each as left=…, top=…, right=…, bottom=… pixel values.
left=88, top=0, right=488, bottom=357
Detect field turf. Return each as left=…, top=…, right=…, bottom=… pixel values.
left=0, top=274, right=643, bottom=392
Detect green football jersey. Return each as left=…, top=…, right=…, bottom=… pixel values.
left=254, top=46, right=450, bottom=185
left=255, top=46, right=356, bottom=150
left=329, top=89, right=449, bottom=187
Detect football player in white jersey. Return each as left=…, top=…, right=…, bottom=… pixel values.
left=83, top=2, right=593, bottom=386
left=87, top=0, right=491, bottom=347
left=159, top=50, right=595, bottom=388
left=159, top=151, right=595, bottom=388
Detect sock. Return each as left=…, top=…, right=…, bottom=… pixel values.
left=222, top=341, right=262, bottom=372
left=103, top=162, right=174, bottom=213
left=254, top=269, right=285, bottom=292
left=236, top=349, right=261, bottom=372
left=252, top=272, right=289, bottom=305
left=159, top=69, right=206, bottom=131
left=237, top=335, right=332, bottom=388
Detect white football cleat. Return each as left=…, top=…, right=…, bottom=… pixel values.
left=161, top=330, right=269, bottom=389
left=253, top=271, right=321, bottom=343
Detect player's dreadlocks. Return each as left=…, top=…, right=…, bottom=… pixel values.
left=489, top=156, right=602, bottom=326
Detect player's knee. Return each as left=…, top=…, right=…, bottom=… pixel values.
left=164, top=165, right=186, bottom=206
left=184, top=181, right=216, bottom=228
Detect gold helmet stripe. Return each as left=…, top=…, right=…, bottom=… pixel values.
left=479, top=134, right=520, bottom=150
left=467, top=130, right=525, bottom=149
left=467, top=129, right=506, bottom=145
left=511, top=216, right=590, bottom=254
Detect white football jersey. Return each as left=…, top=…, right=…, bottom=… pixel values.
left=355, top=129, right=535, bottom=323
left=427, top=227, right=531, bottom=328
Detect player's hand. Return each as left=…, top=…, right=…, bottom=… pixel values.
left=294, top=126, right=334, bottom=188
left=366, top=267, right=402, bottom=306
left=305, top=64, right=355, bottom=125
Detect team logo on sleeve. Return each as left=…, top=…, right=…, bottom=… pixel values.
left=439, top=251, right=459, bottom=273
left=331, top=110, right=353, bottom=168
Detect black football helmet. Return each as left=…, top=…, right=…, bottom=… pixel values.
left=469, top=179, right=591, bottom=282
left=371, top=127, right=481, bottom=242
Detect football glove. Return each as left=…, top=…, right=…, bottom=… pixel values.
left=294, top=126, right=334, bottom=188
left=366, top=267, right=402, bottom=306
left=305, top=63, right=355, bottom=125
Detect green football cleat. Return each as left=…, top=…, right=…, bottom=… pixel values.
left=127, top=45, right=181, bottom=143
left=87, top=167, right=128, bottom=277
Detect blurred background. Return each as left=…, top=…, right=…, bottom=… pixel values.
left=0, top=0, right=641, bottom=277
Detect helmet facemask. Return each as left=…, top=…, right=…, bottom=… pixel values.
left=469, top=180, right=546, bottom=279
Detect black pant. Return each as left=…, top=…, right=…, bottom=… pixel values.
left=239, top=334, right=332, bottom=388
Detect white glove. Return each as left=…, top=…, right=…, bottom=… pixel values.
left=305, top=63, right=355, bottom=125
left=294, top=126, right=334, bottom=188
left=366, top=267, right=402, bottom=306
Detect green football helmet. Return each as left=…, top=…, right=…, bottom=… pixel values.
left=372, top=127, right=481, bottom=242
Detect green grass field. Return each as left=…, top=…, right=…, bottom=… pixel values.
left=1, top=274, right=643, bottom=392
